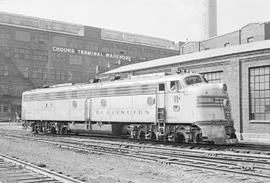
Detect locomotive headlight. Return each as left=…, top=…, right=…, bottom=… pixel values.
left=223, top=84, right=227, bottom=92
left=197, top=97, right=214, bottom=103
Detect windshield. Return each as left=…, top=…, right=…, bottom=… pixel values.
left=184, top=75, right=205, bottom=85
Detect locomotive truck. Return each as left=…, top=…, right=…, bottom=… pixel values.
left=21, top=72, right=238, bottom=144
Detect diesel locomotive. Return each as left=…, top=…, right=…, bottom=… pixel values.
left=22, top=72, right=238, bottom=144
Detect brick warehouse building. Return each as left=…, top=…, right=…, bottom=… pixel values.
left=105, top=40, right=270, bottom=142
left=0, top=12, right=181, bottom=121
left=180, top=22, right=270, bottom=54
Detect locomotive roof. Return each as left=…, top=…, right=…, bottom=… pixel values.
left=104, top=39, right=270, bottom=74
left=23, top=72, right=198, bottom=95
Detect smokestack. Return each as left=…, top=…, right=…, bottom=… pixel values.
left=201, top=0, right=217, bottom=40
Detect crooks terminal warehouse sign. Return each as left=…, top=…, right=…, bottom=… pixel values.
left=52, top=46, right=131, bottom=61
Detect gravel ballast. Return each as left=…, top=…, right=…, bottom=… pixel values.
left=0, top=123, right=260, bottom=183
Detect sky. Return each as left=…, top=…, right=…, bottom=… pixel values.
left=1, top=0, right=270, bottom=43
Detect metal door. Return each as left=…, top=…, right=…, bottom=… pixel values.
left=156, top=83, right=166, bottom=123
left=85, top=98, right=92, bottom=121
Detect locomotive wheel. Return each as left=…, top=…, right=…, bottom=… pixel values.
left=193, top=134, right=202, bottom=143
left=230, top=133, right=237, bottom=139
left=175, top=132, right=185, bottom=143
left=36, top=125, right=43, bottom=134
left=151, top=132, right=157, bottom=140
left=33, top=125, right=38, bottom=133
left=50, top=127, right=56, bottom=134
left=138, top=130, right=146, bottom=140
left=61, top=127, right=68, bottom=135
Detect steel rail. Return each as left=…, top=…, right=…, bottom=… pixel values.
left=59, top=136, right=270, bottom=162
left=2, top=128, right=270, bottom=154
left=3, top=132, right=270, bottom=163
left=31, top=138, right=270, bottom=181
left=0, top=153, right=84, bottom=183
left=2, top=132, right=270, bottom=181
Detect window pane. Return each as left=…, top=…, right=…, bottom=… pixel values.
left=201, top=71, right=223, bottom=83
left=249, top=66, right=270, bottom=120
left=159, top=84, right=165, bottom=91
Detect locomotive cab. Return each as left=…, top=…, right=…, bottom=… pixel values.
left=177, top=74, right=237, bottom=144
left=161, top=73, right=237, bottom=144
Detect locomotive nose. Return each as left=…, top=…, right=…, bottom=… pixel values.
left=196, top=83, right=227, bottom=96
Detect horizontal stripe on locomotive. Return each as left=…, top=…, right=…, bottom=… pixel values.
left=23, top=85, right=157, bottom=102
left=196, top=104, right=224, bottom=107
left=197, top=96, right=227, bottom=105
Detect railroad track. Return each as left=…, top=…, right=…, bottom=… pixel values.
left=2, top=125, right=270, bottom=155
left=0, top=153, right=84, bottom=183
left=2, top=132, right=270, bottom=182
left=40, top=133, right=270, bottom=155
left=39, top=138, right=270, bottom=182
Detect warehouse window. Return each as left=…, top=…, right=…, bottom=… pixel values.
left=23, top=66, right=29, bottom=78
left=37, top=68, right=43, bottom=79
left=31, top=68, right=49, bottom=80
left=52, top=36, right=66, bottom=46
left=32, top=50, right=48, bottom=62
left=60, top=70, right=66, bottom=81
left=15, top=31, right=31, bottom=42
left=0, top=30, right=11, bottom=41
left=249, top=66, right=270, bottom=120
left=0, top=85, right=8, bottom=95
left=49, top=70, right=56, bottom=80
left=43, top=69, right=48, bottom=80
left=14, top=48, right=31, bottom=60
left=56, top=70, right=61, bottom=80
left=52, top=52, right=66, bottom=64
left=68, top=71, right=73, bottom=81
left=2, top=103, right=9, bottom=112
left=32, top=68, right=38, bottom=78
left=201, top=71, right=223, bottom=83
left=3, top=65, right=8, bottom=76
left=69, top=55, right=82, bottom=65
left=34, top=33, right=49, bottom=44
left=0, top=65, right=9, bottom=76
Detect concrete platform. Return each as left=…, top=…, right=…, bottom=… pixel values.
left=236, top=132, right=270, bottom=145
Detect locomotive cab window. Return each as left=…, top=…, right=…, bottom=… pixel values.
left=170, top=81, right=180, bottom=91
left=184, top=75, right=204, bottom=85
left=158, top=83, right=165, bottom=91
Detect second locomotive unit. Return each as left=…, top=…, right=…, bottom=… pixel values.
left=22, top=72, right=238, bottom=144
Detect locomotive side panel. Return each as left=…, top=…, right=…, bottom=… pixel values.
left=90, top=95, right=156, bottom=123
left=166, top=92, right=196, bottom=123
left=22, top=100, right=52, bottom=121
left=22, top=99, right=86, bottom=121
left=90, top=97, right=112, bottom=122
left=22, top=101, right=48, bottom=121
left=67, top=99, right=86, bottom=121
left=110, top=96, right=132, bottom=122
left=132, top=94, right=156, bottom=123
